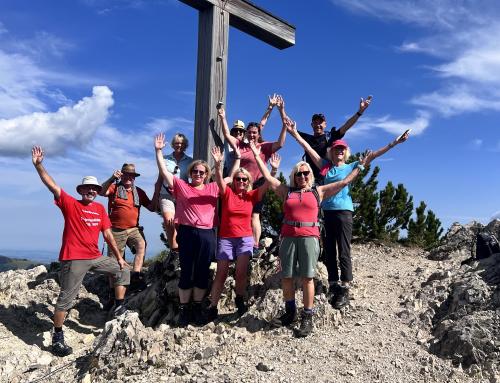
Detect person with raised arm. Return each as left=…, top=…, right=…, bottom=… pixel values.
left=299, top=96, right=373, bottom=184
left=218, top=95, right=288, bottom=255
left=222, top=94, right=279, bottom=177
left=288, top=122, right=409, bottom=309
left=248, top=120, right=370, bottom=337
left=99, top=163, right=161, bottom=294
left=154, top=133, right=219, bottom=327
left=205, top=146, right=281, bottom=322
left=31, top=146, right=130, bottom=357
left=156, top=133, right=193, bottom=255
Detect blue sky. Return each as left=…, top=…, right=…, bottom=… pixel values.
left=0, top=0, right=499, bottom=258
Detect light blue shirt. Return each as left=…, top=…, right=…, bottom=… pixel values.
left=161, top=152, right=192, bottom=196
left=320, top=160, right=359, bottom=211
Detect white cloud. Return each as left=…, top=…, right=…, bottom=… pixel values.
left=350, top=111, right=430, bottom=137
left=0, top=86, right=114, bottom=157
left=491, top=211, right=500, bottom=220
left=411, top=85, right=500, bottom=117
left=331, top=1, right=500, bottom=118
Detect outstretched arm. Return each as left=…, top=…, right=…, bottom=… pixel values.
left=337, top=95, right=373, bottom=136
left=225, top=145, right=241, bottom=182
left=218, top=107, right=238, bottom=151
left=211, top=146, right=227, bottom=195
left=99, top=169, right=122, bottom=196
left=365, top=130, right=410, bottom=163
left=259, top=94, right=279, bottom=131
left=318, top=165, right=361, bottom=201
left=249, top=142, right=287, bottom=199
left=32, top=146, right=61, bottom=199
left=287, top=119, right=324, bottom=169
left=271, top=95, right=288, bottom=153
left=154, top=134, right=175, bottom=189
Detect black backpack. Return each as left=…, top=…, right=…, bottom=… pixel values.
left=475, top=231, right=500, bottom=260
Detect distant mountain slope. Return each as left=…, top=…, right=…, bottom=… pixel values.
left=0, top=255, right=42, bottom=272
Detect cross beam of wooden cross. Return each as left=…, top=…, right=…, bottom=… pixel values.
left=179, top=0, right=295, bottom=165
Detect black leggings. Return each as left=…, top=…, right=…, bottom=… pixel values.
left=177, top=225, right=216, bottom=290
left=323, top=210, right=353, bottom=283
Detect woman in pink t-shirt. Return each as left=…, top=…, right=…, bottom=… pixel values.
left=250, top=121, right=372, bottom=337
left=204, top=146, right=280, bottom=322
left=218, top=100, right=288, bottom=254
left=155, top=133, right=219, bottom=327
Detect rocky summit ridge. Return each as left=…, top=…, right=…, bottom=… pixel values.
left=0, top=220, right=499, bottom=383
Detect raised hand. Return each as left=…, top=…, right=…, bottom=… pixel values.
left=359, top=95, right=373, bottom=113
left=211, top=146, right=224, bottom=164
left=154, top=133, right=166, bottom=150
left=284, top=117, right=297, bottom=135
left=31, top=146, right=44, bottom=166
left=276, top=95, right=285, bottom=111
left=269, top=152, right=281, bottom=169
left=359, top=149, right=373, bottom=167
left=113, top=170, right=122, bottom=180
left=217, top=107, right=226, bottom=118
left=268, top=94, right=279, bottom=108
left=396, top=129, right=410, bottom=144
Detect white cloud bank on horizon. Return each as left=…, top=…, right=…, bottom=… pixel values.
left=331, top=0, right=500, bottom=118
left=0, top=86, right=114, bottom=157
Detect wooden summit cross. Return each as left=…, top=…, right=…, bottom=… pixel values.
left=179, top=0, right=295, bottom=164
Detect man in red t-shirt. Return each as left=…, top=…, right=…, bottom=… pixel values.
left=100, top=164, right=160, bottom=291
left=32, top=146, right=130, bottom=357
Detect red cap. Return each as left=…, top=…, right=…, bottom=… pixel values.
left=331, top=139, right=348, bottom=148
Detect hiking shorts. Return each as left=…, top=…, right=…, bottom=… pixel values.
left=217, top=236, right=254, bottom=261
left=55, top=257, right=130, bottom=311
left=279, top=236, right=320, bottom=278
left=160, top=193, right=176, bottom=214
left=108, top=227, right=146, bottom=258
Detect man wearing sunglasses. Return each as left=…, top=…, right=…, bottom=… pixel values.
left=298, top=96, right=373, bottom=184
left=100, top=163, right=161, bottom=294
left=31, top=146, right=130, bottom=357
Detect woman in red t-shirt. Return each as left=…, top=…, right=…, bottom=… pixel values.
left=250, top=120, right=372, bottom=337
left=205, top=146, right=281, bottom=321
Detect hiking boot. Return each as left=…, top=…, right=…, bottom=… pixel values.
left=235, top=295, right=248, bottom=316
left=271, top=308, right=297, bottom=327
left=177, top=303, right=191, bottom=327
left=192, top=301, right=206, bottom=327
left=294, top=310, right=313, bottom=338
left=332, top=286, right=350, bottom=309
left=113, top=304, right=128, bottom=317
left=205, top=306, right=218, bottom=323
left=51, top=331, right=73, bottom=357
left=102, top=293, right=115, bottom=311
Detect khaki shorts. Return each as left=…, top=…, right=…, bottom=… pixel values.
left=160, top=193, right=176, bottom=214
left=279, top=236, right=320, bottom=278
left=108, top=227, right=146, bottom=258
left=56, top=257, right=130, bottom=311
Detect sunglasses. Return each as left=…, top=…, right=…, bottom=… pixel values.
left=231, top=129, right=245, bottom=135
left=235, top=176, right=248, bottom=182
left=191, top=169, right=206, bottom=176
left=295, top=171, right=310, bottom=177
left=173, top=165, right=179, bottom=175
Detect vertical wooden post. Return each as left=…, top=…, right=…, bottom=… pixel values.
left=193, top=4, right=229, bottom=164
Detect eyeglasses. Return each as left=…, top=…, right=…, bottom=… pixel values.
left=235, top=177, right=248, bottom=182
left=173, top=165, right=179, bottom=175
left=295, top=171, right=310, bottom=177
left=191, top=169, right=206, bottom=176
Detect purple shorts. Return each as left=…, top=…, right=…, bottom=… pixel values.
left=217, top=236, right=254, bottom=261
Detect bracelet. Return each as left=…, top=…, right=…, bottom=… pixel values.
left=234, top=157, right=241, bottom=160
left=357, top=164, right=365, bottom=171
left=356, top=111, right=363, bottom=117
left=388, top=142, right=395, bottom=148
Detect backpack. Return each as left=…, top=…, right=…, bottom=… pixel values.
left=475, top=231, right=500, bottom=260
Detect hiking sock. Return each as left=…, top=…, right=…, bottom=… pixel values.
left=285, top=300, right=296, bottom=313
left=303, top=307, right=313, bottom=315
left=115, top=299, right=124, bottom=307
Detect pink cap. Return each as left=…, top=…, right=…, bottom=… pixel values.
left=331, top=139, right=348, bottom=148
